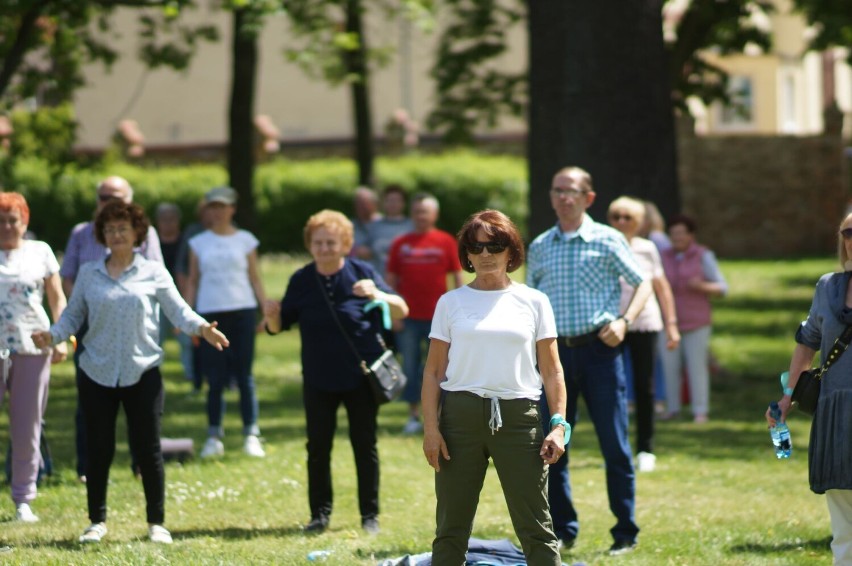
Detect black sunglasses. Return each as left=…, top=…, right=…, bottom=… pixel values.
left=97, top=194, right=118, bottom=202
left=466, top=241, right=507, bottom=254
left=840, top=228, right=852, bottom=239
left=609, top=213, right=633, bottom=222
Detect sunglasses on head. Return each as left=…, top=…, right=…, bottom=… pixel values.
left=466, top=241, right=507, bottom=254
left=841, top=228, right=852, bottom=239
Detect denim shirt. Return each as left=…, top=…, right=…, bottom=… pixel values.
left=50, top=254, right=206, bottom=387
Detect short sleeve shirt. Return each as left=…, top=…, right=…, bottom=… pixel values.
left=618, top=237, right=663, bottom=332
left=386, top=229, right=462, bottom=320
left=430, top=284, right=557, bottom=400
left=189, top=230, right=259, bottom=314
left=0, top=241, right=60, bottom=355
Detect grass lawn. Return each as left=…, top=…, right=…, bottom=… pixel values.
left=0, top=255, right=840, bottom=565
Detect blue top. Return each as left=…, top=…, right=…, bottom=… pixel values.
left=276, top=258, right=397, bottom=392
left=796, top=271, right=852, bottom=493
left=526, top=215, right=646, bottom=336
left=50, top=254, right=207, bottom=388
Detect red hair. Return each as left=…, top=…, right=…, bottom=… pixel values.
left=0, top=192, right=30, bottom=225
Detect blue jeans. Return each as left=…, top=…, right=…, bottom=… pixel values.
left=199, top=309, right=260, bottom=437
left=396, top=319, right=432, bottom=405
left=539, top=339, right=638, bottom=543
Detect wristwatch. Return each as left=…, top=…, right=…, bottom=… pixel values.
left=619, top=314, right=633, bottom=328
left=549, top=415, right=572, bottom=447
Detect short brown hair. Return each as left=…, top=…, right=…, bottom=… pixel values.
left=457, top=209, right=525, bottom=273
left=303, top=209, right=354, bottom=253
left=94, top=200, right=149, bottom=246
left=0, top=192, right=30, bottom=225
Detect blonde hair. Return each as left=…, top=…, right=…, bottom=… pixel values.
left=303, top=209, right=354, bottom=253
left=608, top=196, right=646, bottom=224
left=838, top=213, right=852, bottom=267
left=641, top=201, right=666, bottom=237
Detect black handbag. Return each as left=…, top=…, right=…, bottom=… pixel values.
left=315, top=269, right=407, bottom=405
left=792, top=325, right=852, bottom=415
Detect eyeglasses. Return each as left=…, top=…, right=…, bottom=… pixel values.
left=840, top=228, right=852, bottom=240
left=550, top=187, right=588, bottom=199
left=609, top=213, right=634, bottom=222
left=0, top=217, right=20, bottom=227
left=98, top=194, right=119, bottom=202
left=466, top=241, right=507, bottom=254
left=103, top=226, right=131, bottom=236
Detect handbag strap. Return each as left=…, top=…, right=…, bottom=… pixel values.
left=815, top=324, right=852, bottom=379
left=314, top=267, right=371, bottom=376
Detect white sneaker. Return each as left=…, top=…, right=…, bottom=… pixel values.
left=243, top=435, right=265, bottom=458
left=200, top=437, right=224, bottom=459
left=79, top=522, right=107, bottom=543
left=402, top=418, right=423, bottom=435
left=637, top=451, right=657, bottom=472
left=15, top=503, right=38, bottom=523
left=148, top=524, right=173, bottom=544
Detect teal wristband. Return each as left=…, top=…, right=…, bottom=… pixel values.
left=549, top=415, right=572, bottom=446
left=549, top=413, right=564, bottom=428
left=783, top=387, right=794, bottom=396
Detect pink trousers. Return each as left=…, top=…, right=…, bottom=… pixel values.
left=0, top=354, right=50, bottom=505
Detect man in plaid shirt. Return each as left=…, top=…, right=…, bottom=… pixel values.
left=527, top=166, right=652, bottom=556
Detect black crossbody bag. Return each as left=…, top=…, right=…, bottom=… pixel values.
left=315, top=270, right=407, bottom=405
left=792, top=324, right=852, bottom=416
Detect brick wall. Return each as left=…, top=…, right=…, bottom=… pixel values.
left=677, top=113, right=848, bottom=258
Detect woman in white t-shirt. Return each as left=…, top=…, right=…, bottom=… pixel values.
left=0, top=192, right=67, bottom=523
left=186, top=187, right=267, bottom=459
left=422, top=210, right=568, bottom=565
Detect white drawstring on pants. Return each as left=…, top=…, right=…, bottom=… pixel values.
left=489, top=397, right=503, bottom=435
left=0, top=349, right=11, bottom=385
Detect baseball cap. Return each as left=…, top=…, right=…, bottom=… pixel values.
left=204, top=186, right=237, bottom=206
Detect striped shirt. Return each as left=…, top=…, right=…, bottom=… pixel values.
left=59, top=221, right=162, bottom=282
left=527, top=215, right=646, bottom=337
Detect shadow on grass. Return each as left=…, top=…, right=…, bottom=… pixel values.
left=729, top=535, right=832, bottom=554
left=172, top=524, right=305, bottom=540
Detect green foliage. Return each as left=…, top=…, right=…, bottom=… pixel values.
left=11, top=152, right=527, bottom=253
left=666, top=0, right=774, bottom=111
left=0, top=1, right=217, bottom=106
left=794, top=0, right=852, bottom=65
left=1, top=103, right=77, bottom=183
left=283, top=0, right=434, bottom=86
left=427, top=0, right=525, bottom=144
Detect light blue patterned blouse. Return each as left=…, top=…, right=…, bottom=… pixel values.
left=527, top=215, right=646, bottom=337
left=50, top=254, right=206, bottom=387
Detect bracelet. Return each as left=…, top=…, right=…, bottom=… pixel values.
left=549, top=413, right=564, bottom=428
left=549, top=415, right=572, bottom=447
left=783, top=387, right=794, bottom=396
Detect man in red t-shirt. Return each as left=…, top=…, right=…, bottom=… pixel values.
left=386, top=194, right=463, bottom=434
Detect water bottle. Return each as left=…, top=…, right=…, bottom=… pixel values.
left=307, top=550, right=332, bottom=562
left=768, top=401, right=792, bottom=459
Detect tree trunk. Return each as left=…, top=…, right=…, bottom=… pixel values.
left=228, top=8, right=259, bottom=232
left=0, top=0, right=49, bottom=100
left=345, top=0, right=374, bottom=186
left=528, top=0, right=679, bottom=239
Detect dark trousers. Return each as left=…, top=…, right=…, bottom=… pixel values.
left=78, top=368, right=165, bottom=525
left=303, top=380, right=379, bottom=521
left=540, top=339, right=638, bottom=543
left=199, top=308, right=259, bottom=437
left=623, top=331, right=658, bottom=454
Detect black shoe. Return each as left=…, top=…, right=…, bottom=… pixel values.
left=608, top=539, right=637, bottom=556
left=304, top=516, right=328, bottom=534
left=361, top=517, right=380, bottom=535
left=557, top=535, right=575, bottom=551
